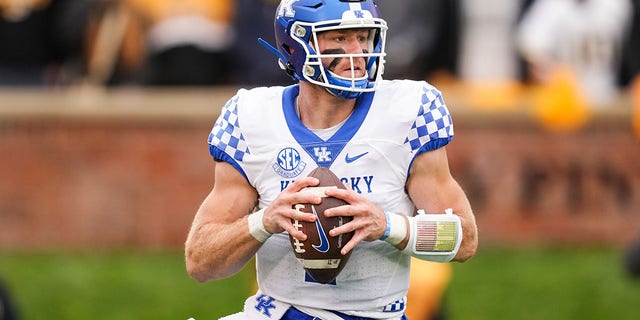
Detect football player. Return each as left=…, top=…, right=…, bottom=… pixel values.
left=517, top=0, right=633, bottom=107
left=185, top=1, right=478, bottom=319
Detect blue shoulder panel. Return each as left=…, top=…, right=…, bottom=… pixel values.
left=404, top=84, right=454, bottom=155
left=208, top=94, right=250, bottom=180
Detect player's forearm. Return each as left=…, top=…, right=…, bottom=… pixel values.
left=185, top=218, right=260, bottom=282
left=451, top=211, right=478, bottom=262
left=444, top=189, right=477, bottom=262
left=436, top=180, right=478, bottom=262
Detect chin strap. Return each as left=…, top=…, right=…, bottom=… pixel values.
left=258, top=38, right=296, bottom=78
left=258, top=38, right=286, bottom=63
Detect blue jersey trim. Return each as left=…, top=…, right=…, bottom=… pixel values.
left=282, top=85, right=374, bottom=168
left=209, top=145, right=249, bottom=181
left=416, top=137, right=452, bottom=155
left=406, top=137, right=452, bottom=178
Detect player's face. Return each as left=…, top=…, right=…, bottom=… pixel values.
left=315, top=28, right=370, bottom=78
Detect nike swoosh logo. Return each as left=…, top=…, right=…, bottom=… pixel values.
left=345, top=152, right=369, bottom=163
left=311, top=205, right=330, bottom=253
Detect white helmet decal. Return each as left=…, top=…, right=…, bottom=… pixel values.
left=277, top=0, right=298, bottom=18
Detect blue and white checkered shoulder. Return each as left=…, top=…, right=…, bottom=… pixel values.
left=404, top=84, right=454, bottom=153
left=208, top=94, right=251, bottom=162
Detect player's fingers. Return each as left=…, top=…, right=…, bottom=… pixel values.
left=271, top=187, right=322, bottom=212
left=323, top=204, right=351, bottom=218
left=266, top=207, right=315, bottom=226
left=323, top=187, right=348, bottom=200
left=341, top=233, right=365, bottom=255
left=328, top=219, right=354, bottom=237
left=274, top=209, right=317, bottom=241
left=324, top=187, right=361, bottom=204
left=286, top=176, right=320, bottom=192
left=330, top=217, right=376, bottom=241
left=330, top=213, right=385, bottom=243
left=282, top=182, right=324, bottom=206
left=289, top=192, right=322, bottom=207
left=282, top=207, right=316, bottom=241
left=284, top=222, right=308, bottom=241
left=325, top=203, right=373, bottom=219
left=263, top=206, right=315, bottom=234
left=289, top=207, right=317, bottom=223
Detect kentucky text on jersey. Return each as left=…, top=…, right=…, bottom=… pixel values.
left=280, top=175, right=374, bottom=193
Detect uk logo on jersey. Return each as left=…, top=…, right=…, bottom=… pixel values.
left=254, top=294, right=277, bottom=317
left=313, top=146, right=332, bottom=163
left=273, top=147, right=307, bottom=178
left=300, top=144, right=344, bottom=167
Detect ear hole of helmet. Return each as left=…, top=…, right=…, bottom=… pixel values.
left=282, top=44, right=293, bottom=55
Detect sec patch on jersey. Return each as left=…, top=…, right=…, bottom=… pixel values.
left=290, top=167, right=354, bottom=284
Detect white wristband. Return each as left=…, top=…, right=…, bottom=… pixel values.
left=247, top=208, right=271, bottom=243
left=380, top=211, right=407, bottom=246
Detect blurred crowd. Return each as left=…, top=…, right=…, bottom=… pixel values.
left=0, top=0, right=284, bottom=87
left=0, top=0, right=638, bottom=108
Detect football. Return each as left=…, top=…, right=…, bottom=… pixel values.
left=289, top=166, right=354, bottom=284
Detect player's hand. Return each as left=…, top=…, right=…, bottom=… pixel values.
left=262, top=177, right=321, bottom=241
left=323, top=187, right=386, bottom=255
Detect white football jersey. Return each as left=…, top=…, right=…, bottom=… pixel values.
left=208, top=79, right=454, bottom=318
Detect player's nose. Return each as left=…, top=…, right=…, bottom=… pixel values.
left=344, top=36, right=366, bottom=54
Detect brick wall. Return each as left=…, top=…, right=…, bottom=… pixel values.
left=449, top=119, right=640, bottom=246
left=0, top=119, right=213, bottom=249
left=1, top=88, right=639, bottom=250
